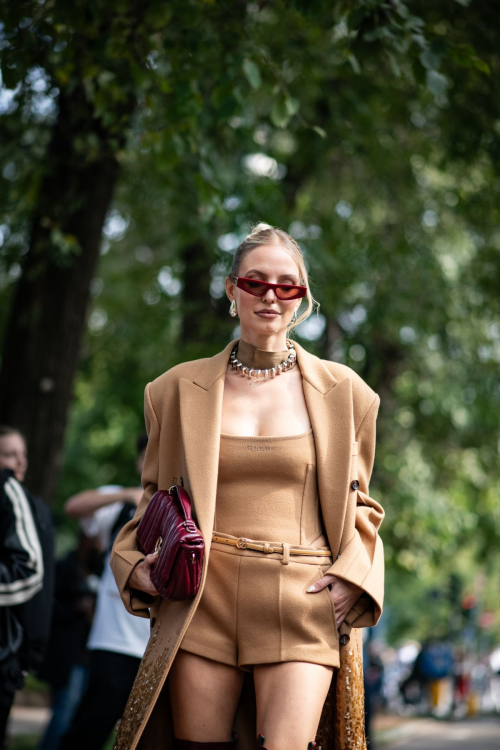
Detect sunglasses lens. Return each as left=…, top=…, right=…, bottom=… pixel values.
left=276, top=286, right=300, bottom=300
left=277, top=286, right=308, bottom=300
left=239, top=279, right=268, bottom=296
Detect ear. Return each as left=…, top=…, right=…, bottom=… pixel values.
left=225, top=275, right=235, bottom=302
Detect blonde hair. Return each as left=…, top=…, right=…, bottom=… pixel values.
left=230, top=223, right=319, bottom=335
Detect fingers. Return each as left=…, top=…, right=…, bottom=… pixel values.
left=307, top=574, right=362, bottom=628
left=334, top=606, right=348, bottom=626
left=128, top=556, right=159, bottom=595
left=331, top=591, right=361, bottom=626
left=142, top=555, right=159, bottom=594
left=306, top=574, right=334, bottom=593
left=332, top=594, right=349, bottom=625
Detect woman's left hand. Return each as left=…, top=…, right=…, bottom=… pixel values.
left=307, top=574, right=363, bottom=626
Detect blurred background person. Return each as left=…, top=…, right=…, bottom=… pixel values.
left=400, top=639, right=454, bottom=715
left=56, top=434, right=150, bottom=750
left=363, top=636, right=385, bottom=748
left=0, top=426, right=55, bottom=750
left=37, top=532, right=102, bottom=750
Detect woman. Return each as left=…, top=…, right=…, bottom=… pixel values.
left=111, top=224, right=384, bottom=750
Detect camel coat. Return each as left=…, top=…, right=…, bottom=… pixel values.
left=110, top=339, right=384, bottom=750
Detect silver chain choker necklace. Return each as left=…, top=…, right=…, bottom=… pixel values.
left=229, top=340, right=297, bottom=380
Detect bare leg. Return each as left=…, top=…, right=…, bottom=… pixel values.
left=254, top=662, right=334, bottom=750
left=168, top=650, right=245, bottom=742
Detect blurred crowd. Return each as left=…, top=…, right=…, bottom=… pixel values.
left=1, top=426, right=499, bottom=750
left=0, top=426, right=148, bottom=750
left=363, top=635, right=500, bottom=747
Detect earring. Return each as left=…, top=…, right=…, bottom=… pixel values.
left=291, top=308, right=298, bottom=323
left=229, top=300, right=238, bottom=318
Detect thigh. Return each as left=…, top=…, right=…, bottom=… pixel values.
left=169, top=649, right=245, bottom=742
left=254, top=661, right=334, bottom=750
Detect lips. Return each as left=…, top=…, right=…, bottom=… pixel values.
left=256, top=310, right=280, bottom=317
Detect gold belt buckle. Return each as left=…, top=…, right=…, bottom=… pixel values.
left=236, top=537, right=249, bottom=549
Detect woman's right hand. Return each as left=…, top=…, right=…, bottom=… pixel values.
left=127, top=553, right=159, bottom=596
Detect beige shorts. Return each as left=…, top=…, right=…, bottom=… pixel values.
left=180, top=540, right=339, bottom=672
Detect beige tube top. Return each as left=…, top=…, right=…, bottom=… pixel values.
left=214, top=429, right=326, bottom=546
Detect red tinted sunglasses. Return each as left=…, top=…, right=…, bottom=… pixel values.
left=229, top=275, right=307, bottom=301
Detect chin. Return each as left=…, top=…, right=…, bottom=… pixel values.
left=251, top=316, right=284, bottom=332
left=253, top=325, right=282, bottom=336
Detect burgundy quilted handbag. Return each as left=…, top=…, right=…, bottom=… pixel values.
left=136, top=485, right=205, bottom=601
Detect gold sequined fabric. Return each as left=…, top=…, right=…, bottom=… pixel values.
left=316, top=628, right=367, bottom=750
left=113, top=626, right=170, bottom=750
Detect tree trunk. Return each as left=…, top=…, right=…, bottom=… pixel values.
left=0, top=86, right=126, bottom=502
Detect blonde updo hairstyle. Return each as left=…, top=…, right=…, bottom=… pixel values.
left=230, top=223, right=318, bottom=335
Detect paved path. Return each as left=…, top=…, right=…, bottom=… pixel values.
left=380, top=716, right=500, bottom=749
left=8, top=706, right=49, bottom=737
left=8, top=708, right=500, bottom=749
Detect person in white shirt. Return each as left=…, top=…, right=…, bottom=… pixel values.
left=57, top=435, right=150, bottom=750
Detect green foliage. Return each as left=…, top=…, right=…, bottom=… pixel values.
left=0, top=1, right=499, bottom=644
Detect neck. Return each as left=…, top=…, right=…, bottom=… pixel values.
left=236, top=337, right=291, bottom=370
left=237, top=327, right=289, bottom=352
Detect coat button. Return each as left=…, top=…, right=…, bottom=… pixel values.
left=351, top=480, right=360, bottom=491
left=339, top=633, right=350, bottom=646
left=151, top=617, right=156, bottom=628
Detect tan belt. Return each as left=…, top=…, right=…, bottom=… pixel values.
left=212, top=533, right=331, bottom=557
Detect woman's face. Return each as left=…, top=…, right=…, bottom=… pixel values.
left=226, top=243, right=302, bottom=339
left=0, top=433, right=28, bottom=483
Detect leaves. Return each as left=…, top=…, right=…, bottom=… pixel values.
left=270, top=99, right=290, bottom=128
left=285, top=97, right=299, bottom=116
left=312, top=125, right=327, bottom=138
left=451, top=43, right=491, bottom=74
left=419, top=48, right=441, bottom=71
left=426, top=69, right=448, bottom=96
left=243, top=58, right=262, bottom=90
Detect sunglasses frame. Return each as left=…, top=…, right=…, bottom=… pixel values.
left=229, top=275, right=307, bottom=301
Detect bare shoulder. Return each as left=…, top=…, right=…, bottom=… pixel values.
left=322, top=359, right=379, bottom=429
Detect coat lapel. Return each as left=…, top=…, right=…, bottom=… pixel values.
left=179, top=341, right=236, bottom=543
left=295, top=342, right=354, bottom=558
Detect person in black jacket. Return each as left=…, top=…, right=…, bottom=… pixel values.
left=0, top=426, right=55, bottom=749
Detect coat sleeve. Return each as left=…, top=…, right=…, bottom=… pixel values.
left=0, top=475, right=44, bottom=606
left=324, top=394, right=384, bottom=628
left=110, top=383, right=161, bottom=618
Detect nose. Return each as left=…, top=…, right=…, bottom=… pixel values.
left=262, top=287, right=278, bottom=304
